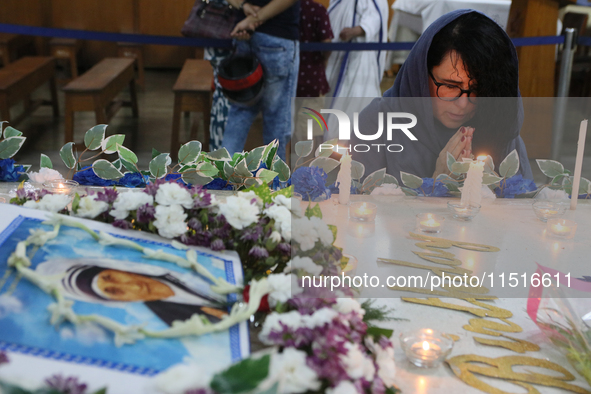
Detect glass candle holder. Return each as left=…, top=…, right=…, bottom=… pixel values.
left=416, top=213, right=444, bottom=233
left=447, top=202, right=481, bottom=221
left=400, top=328, right=454, bottom=368
left=547, top=218, right=577, bottom=239
left=532, top=201, right=567, bottom=222
left=349, top=202, right=377, bottom=222
left=42, top=179, right=79, bottom=196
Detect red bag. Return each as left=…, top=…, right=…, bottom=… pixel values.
left=181, top=0, right=240, bottom=40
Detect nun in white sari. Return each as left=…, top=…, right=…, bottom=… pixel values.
left=324, top=0, right=389, bottom=139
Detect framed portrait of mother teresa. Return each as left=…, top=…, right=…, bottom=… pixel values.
left=0, top=205, right=248, bottom=388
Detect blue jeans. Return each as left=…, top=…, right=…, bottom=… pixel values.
left=222, top=32, right=299, bottom=161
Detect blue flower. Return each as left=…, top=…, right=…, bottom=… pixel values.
left=164, top=173, right=189, bottom=186
left=0, top=158, right=24, bottom=182
left=412, top=178, right=450, bottom=197
left=328, top=181, right=359, bottom=195
left=73, top=167, right=116, bottom=187
left=116, top=172, right=147, bottom=188
left=292, top=166, right=331, bottom=201
left=495, top=174, right=537, bottom=198
left=204, top=178, right=233, bottom=190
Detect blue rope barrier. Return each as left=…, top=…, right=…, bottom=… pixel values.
left=578, top=35, right=591, bottom=47
left=0, top=23, right=572, bottom=51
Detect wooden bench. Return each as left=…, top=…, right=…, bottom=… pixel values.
left=0, top=56, right=59, bottom=125
left=63, top=57, right=138, bottom=143
left=117, top=42, right=145, bottom=88
left=49, top=38, right=81, bottom=82
left=171, top=59, right=213, bottom=158
left=0, top=34, right=35, bottom=66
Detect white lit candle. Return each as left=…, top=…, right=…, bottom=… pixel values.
left=547, top=218, right=577, bottom=239
left=416, top=213, right=444, bottom=233
left=461, top=158, right=484, bottom=207
left=570, top=119, right=587, bottom=210
left=349, top=202, right=377, bottom=222
left=400, top=328, right=454, bottom=368
left=337, top=152, right=352, bottom=205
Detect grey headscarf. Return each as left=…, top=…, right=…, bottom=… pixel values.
left=351, top=9, right=533, bottom=181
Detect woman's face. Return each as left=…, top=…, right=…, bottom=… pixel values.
left=428, top=50, right=477, bottom=129
left=96, top=269, right=174, bottom=302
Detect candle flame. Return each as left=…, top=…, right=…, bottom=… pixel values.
left=477, top=155, right=487, bottom=162
left=58, top=183, right=64, bottom=189
left=422, top=341, right=430, bottom=351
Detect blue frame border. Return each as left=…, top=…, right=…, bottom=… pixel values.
left=0, top=215, right=245, bottom=375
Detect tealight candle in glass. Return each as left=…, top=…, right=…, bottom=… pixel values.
left=532, top=201, right=567, bottom=222
left=547, top=218, right=577, bottom=239
left=400, top=328, right=454, bottom=368
left=416, top=213, right=444, bottom=233
left=349, top=202, right=377, bottom=222
left=42, top=179, right=79, bottom=197
left=447, top=202, right=481, bottom=221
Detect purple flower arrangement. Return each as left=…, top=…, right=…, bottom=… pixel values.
left=10, top=181, right=292, bottom=282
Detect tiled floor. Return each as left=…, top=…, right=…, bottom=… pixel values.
left=8, top=70, right=591, bottom=186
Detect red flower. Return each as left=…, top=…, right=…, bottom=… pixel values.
left=243, top=285, right=270, bottom=313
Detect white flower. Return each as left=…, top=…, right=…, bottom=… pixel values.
left=264, top=204, right=292, bottom=241
left=288, top=256, right=323, bottom=276
left=110, top=191, right=154, bottom=219
left=326, top=381, right=358, bottom=394
left=481, top=185, right=496, bottom=200
left=371, top=183, right=404, bottom=196
left=310, top=216, right=333, bottom=246
left=155, top=183, right=193, bottom=208
left=7, top=242, right=31, bottom=267
left=536, top=187, right=569, bottom=200
left=238, top=190, right=263, bottom=208
left=74, top=196, right=109, bottom=219
left=267, top=273, right=302, bottom=306
left=340, top=342, right=375, bottom=381
left=302, top=308, right=338, bottom=329
left=47, top=299, right=78, bottom=326
left=27, top=168, right=64, bottom=184
left=154, top=362, right=212, bottom=394
left=292, top=217, right=318, bottom=251
left=113, top=325, right=145, bottom=347
left=153, top=204, right=187, bottom=239
left=274, top=194, right=303, bottom=216
left=23, top=194, right=70, bottom=213
left=270, top=231, right=282, bottom=243
left=270, top=348, right=320, bottom=394
left=333, top=298, right=365, bottom=316
left=375, top=345, right=396, bottom=387
left=260, top=311, right=303, bottom=343
left=217, top=195, right=260, bottom=229
left=365, top=336, right=396, bottom=388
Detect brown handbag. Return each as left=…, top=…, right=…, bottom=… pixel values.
left=181, top=0, right=240, bottom=40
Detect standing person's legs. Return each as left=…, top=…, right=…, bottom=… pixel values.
left=254, top=33, right=299, bottom=161
left=221, top=41, right=260, bottom=155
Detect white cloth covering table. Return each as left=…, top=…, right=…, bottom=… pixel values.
left=386, top=0, right=512, bottom=67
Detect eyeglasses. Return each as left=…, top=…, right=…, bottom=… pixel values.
left=429, top=71, right=477, bottom=104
